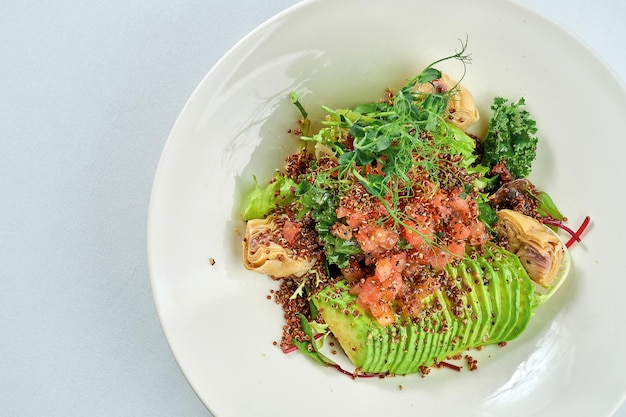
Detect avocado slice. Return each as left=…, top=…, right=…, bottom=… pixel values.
left=394, top=317, right=420, bottom=373
left=503, top=261, right=535, bottom=340
left=411, top=317, right=435, bottom=371
left=432, top=291, right=457, bottom=362
left=486, top=253, right=515, bottom=342
left=384, top=324, right=405, bottom=372
left=311, top=243, right=536, bottom=375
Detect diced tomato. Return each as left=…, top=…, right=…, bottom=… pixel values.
left=449, top=194, right=471, bottom=219
left=389, top=252, right=407, bottom=272
left=428, top=248, right=450, bottom=270
left=447, top=240, right=466, bottom=258
left=374, top=257, right=396, bottom=282
left=355, top=224, right=399, bottom=254
left=402, top=219, right=433, bottom=249
left=402, top=276, right=441, bottom=316
left=468, top=219, right=490, bottom=245
left=355, top=253, right=406, bottom=326
left=357, top=278, right=379, bottom=304
left=356, top=279, right=384, bottom=318
left=282, top=221, right=301, bottom=244
left=368, top=302, right=395, bottom=327
left=449, top=218, right=471, bottom=240
left=337, top=207, right=369, bottom=229
left=336, top=205, right=351, bottom=219
left=357, top=280, right=396, bottom=326
left=411, top=246, right=448, bottom=270
left=331, top=222, right=352, bottom=240
left=374, top=254, right=406, bottom=296
left=430, top=190, right=451, bottom=220
left=346, top=212, right=368, bottom=228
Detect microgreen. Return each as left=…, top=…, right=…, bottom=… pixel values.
left=290, top=92, right=311, bottom=136
left=288, top=38, right=482, bottom=263
left=327, top=39, right=473, bottom=205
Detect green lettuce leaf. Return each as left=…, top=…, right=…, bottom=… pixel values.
left=242, top=174, right=297, bottom=220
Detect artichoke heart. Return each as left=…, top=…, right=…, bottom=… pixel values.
left=495, top=209, right=564, bottom=286
left=416, top=72, right=480, bottom=131
left=243, top=215, right=315, bottom=278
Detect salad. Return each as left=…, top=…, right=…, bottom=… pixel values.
left=240, top=41, right=590, bottom=377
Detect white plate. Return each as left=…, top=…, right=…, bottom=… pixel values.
left=148, top=0, right=626, bottom=415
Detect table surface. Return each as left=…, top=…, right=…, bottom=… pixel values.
left=2, top=1, right=624, bottom=416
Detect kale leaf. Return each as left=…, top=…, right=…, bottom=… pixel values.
left=296, top=178, right=362, bottom=269
left=481, top=97, right=538, bottom=179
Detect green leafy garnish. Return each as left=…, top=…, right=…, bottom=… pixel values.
left=292, top=314, right=334, bottom=366
left=481, top=97, right=538, bottom=179
left=478, top=201, right=498, bottom=229
left=296, top=172, right=362, bottom=268
left=242, top=174, right=297, bottom=221
left=290, top=92, right=311, bottom=136
left=535, top=190, right=564, bottom=220
left=299, top=39, right=474, bottom=223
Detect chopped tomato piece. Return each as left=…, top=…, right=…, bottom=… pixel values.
left=447, top=241, right=466, bottom=258
left=402, top=219, right=433, bottom=249
left=356, top=254, right=406, bottom=326
left=355, top=224, right=399, bottom=254
left=449, top=218, right=471, bottom=240
left=468, top=220, right=490, bottom=245
left=282, top=221, right=301, bottom=244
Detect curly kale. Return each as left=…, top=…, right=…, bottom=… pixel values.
left=480, top=97, right=538, bottom=179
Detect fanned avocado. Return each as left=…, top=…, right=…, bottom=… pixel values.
left=311, top=243, right=535, bottom=375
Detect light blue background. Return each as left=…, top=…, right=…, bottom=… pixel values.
left=2, top=1, right=624, bottom=416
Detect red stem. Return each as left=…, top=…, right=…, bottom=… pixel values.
left=439, top=361, right=462, bottom=372
left=331, top=365, right=387, bottom=379
left=565, top=216, right=591, bottom=248
left=283, top=345, right=298, bottom=354
left=542, top=216, right=591, bottom=248
left=283, top=337, right=387, bottom=378
left=542, top=218, right=579, bottom=240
